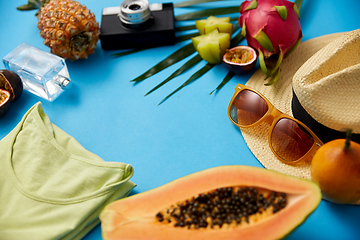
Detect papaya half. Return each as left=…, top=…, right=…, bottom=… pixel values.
left=100, top=165, right=321, bottom=240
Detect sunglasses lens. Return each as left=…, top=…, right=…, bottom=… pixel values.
left=230, top=89, right=269, bottom=126
left=270, top=118, right=314, bottom=162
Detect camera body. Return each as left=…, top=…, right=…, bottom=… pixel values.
left=99, top=0, right=176, bottom=50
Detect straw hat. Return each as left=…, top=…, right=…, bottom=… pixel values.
left=240, top=29, right=360, bottom=181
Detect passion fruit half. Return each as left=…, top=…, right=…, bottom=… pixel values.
left=0, top=69, right=23, bottom=101
left=0, top=89, right=12, bottom=118
left=222, top=46, right=257, bottom=74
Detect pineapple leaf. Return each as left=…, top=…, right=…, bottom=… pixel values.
left=17, top=0, right=46, bottom=10
left=158, top=63, right=215, bottom=105
left=17, top=3, right=38, bottom=10
left=175, top=6, right=240, bottom=21
left=209, top=71, right=235, bottom=95
left=131, top=43, right=196, bottom=83
left=175, top=0, right=228, bottom=8
left=145, top=54, right=203, bottom=96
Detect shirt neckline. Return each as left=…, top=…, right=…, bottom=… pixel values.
left=4, top=102, right=134, bottom=204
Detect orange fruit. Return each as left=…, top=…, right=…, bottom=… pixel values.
left=311, top=133, right=360, bottom=204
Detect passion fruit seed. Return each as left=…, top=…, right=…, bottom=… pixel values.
left=156, top=186, right=287, bottom=229
left=0, top=90, right=9, bottom=103
left=225, top=49, right=253, bottom=64
left=0, top=89, right=12, bottom=118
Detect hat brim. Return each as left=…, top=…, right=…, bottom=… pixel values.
left=242, top=32, right=344, bottom=180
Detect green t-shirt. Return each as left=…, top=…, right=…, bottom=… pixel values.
left=0, top=102, right=136, bottom=240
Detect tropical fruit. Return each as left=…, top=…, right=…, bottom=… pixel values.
left=0, top=89, right=12, bottom=118
left=311, top=130, right=360, bottom=204
left=222, top=45, right=258, bottom=74
left=0, top=70, right=23, bottom=118
left=195, top=16, right=233, bottom=35
left=192, top=29, right=231, bottom=64
left=239, top=0, right=302, bottom=84
left=100, top=165, right=321, bottom=240
left=17, top=0, right=99, bottom=61
left=0, top=70, right=23, bottom=101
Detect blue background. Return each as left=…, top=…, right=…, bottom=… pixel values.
left=1, top=0, right=360, bottom=239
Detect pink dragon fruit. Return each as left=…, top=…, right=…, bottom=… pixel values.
left=239, top=0, right=302, bottom=85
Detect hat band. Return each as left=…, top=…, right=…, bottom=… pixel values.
left=292, top=89, right=360, bottom=144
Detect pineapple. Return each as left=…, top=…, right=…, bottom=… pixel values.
left=18, top=0, right=99, bottom=61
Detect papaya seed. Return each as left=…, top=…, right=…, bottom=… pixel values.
left=155, top=186, right=287, bottom=229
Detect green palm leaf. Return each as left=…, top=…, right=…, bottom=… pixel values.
left=176, top=25, right=197, bottom=32
left=174, top=0, right=229, bottom=8
left=144, top=23, right=242, bottom=100
left=158, top=63, right=215, bottom=105
left=145, top=54, right=203, bottom=96
left=176, top=16, right=239, bottom=32
left=109, top=0, right=305, bottom=104
left=176, top=32, right=200, bottom=42
left=131, top=42, right=196, bottom=82
left=111, top=48, right=146, bottom=57
left=110, top=1, right=251, bottom=103
left=209, top=71, right=235, bottom=95
left=175, top=6, right=239, bottom=21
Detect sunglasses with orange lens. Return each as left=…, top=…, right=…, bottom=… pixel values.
left=228, top=84, right=323, bottom=165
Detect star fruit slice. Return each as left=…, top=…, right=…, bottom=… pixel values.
left=192, top=29, right=231, bottom=64
left=195, top=16, right=233, bottom=35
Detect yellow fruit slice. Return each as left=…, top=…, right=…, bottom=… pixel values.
left=195, top=16, right=233, bottom=35
left=192, top=30, right=231, bottom=64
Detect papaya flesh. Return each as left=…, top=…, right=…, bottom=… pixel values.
left=100, top=166, right=321, bottom=240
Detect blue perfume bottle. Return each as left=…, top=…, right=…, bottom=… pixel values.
left=3, top=43, right=72, bottom=102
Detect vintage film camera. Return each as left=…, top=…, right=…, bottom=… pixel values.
left=99, top=0, right=176, bottom=50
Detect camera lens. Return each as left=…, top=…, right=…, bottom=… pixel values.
left=119, top=0, right=152, bottom=26
left=129, top=4, right=141, bottom=10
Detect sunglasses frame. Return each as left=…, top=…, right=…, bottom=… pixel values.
left=228, top=83, right=323, bottom=164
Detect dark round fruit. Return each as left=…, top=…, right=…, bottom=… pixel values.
left=0, top=89, right=12, bottom=118
left=222, top=46, right=257, bottom=75
left=0, top=69, right=23, bottom=101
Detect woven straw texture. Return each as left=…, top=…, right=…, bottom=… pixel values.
left=242, top=32, right=344, bottom=180
left=293, top=30, right=360, bottom=133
